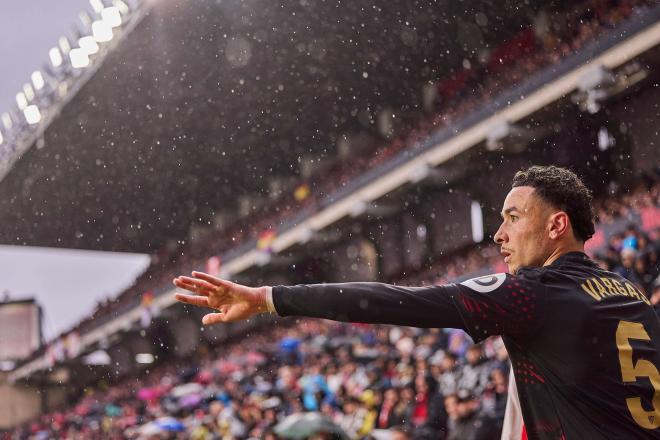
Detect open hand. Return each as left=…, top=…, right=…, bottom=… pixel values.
left=173, top=271, right=269, bottom=324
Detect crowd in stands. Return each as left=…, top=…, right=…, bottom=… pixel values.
left=7, top=175, right=660, bottom=440
left=63, top=0, right=656, bottom=341
left=590, top=178, right=660, bottom=299
left=7, top=317, right=510, bottom=440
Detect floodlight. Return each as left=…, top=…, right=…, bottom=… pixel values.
left=24, top=105, right=41, bottom=125
left=89, top=0, right=104, bottom=14
left=58, top=82, right=68, bottom=98
left=31, top=71, right=45, bottom=90
left=49, top=47, right=63, bottom=67
left=23, top=84, right=35, bottom=102
left=58, top=37, right=71, bottom=55
left=16, top=92, right=27, bottom=110
left=102, top=6, right=122, bottom=27
left=79, top=36, right=99, bottom=55
left=92, top=20, right=113, bottom=42
left=1, top=113, right=12, bottom=130
left=79, top=11, right=93, bottom=28
left=112, top=0, right=130, bottom=15
left=70, top=48, right=90, bottom=68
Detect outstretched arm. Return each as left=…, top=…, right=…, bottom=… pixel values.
left=174, top=270, right=544, bottom=341
left=270, top=282, right=466, bottom=329
left=174, top=272, right=466, bottom=329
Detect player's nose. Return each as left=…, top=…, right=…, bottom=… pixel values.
left=493, top=224, right=506, bottom=244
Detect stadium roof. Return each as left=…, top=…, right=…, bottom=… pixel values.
left=0, top=0, right=576, bottom=252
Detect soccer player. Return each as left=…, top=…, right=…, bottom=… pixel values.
left=173, top=165, right=660, bottom=439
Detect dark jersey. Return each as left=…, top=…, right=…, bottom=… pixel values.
left=271, top=252, right=660, bottom=439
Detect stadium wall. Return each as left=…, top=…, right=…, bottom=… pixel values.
left=0, top=371, right=71, bottom=430
left=0, top=373, right=37, bottom=430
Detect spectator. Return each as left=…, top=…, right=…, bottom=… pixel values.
left=614, top=248, right=641, bottom=285
left=634, top=257, right=655, bottom=297
left=376, top=388, right=402, bottom=429
left=437, top=352, right=461, bottom=396
left=409, top=374, right=447, bottom=438
left=622, top=224, right=639, bottom=250
left=337, top=396, right=367, bottom=439
left=457, top=344, right=491, bottom=395
left=444, top=394, right=459, bottom=425
left=393, top=386, right=415, bottom=430
left=446, top=390, right=497, bottom=440
left=482, top=368, right=509, bottom=436
left=358, top=390, right=379, bottom=437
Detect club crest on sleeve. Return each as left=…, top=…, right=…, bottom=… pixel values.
left=460, top=273, right=507, bottom=293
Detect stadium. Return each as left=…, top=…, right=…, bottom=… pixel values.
left=1, top=0, right=659, bottom=438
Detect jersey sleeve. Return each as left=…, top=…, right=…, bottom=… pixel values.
left=271, top=270, right=546, bottom=342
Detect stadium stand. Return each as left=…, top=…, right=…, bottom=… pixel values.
left=6, top=178, right=659, bottom=439
left=40, top=0, right=657, bottom=342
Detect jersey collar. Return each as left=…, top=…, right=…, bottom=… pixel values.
left=548, top=251, right=596, bottom=268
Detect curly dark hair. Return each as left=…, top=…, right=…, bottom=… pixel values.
left=511, top=165, right=595, bottom=242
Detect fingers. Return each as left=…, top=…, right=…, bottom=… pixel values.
left=192, top=271, right=235, bottom=289
left=202, top=312, right=227, bottom=325
left=173, top=282, right=209, bottom=297
left=175, top=293, right=209, bottom=308
left=174, top=277, right=216, bottom=293
left=173, top=271, right=241, bottom=325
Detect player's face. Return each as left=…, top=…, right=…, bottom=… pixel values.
left=494, top=186, right=554, bottom=274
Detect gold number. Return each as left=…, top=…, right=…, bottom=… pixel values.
left=616, top=320, right=660, bottom=429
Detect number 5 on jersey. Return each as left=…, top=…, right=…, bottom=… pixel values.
left=616, top=320, right=660, bottom=429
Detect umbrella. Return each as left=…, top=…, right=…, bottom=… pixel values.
left=137, top=387, right=161, bottom=401
left=274, top=412, right=349, bottom=440
left=138, top=422, right=163, bottom=437
left=104, top=403, right=123, bottom=417
left=171, top=382, right=203, bottom=398
left=279, top=337, right=300, bottom=352
left=179, top=392, right=203, bottom=408
left=154, top=417, right=186, bottom=432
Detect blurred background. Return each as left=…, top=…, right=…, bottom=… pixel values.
left=0, top=0, right=659, bottom=438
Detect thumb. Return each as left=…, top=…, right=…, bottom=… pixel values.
left=202, top=312, right=226, bottom=325
left=222, top=302, right=252, bottom=322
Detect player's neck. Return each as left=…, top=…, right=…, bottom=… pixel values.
left=542, top=241, right=585, bottom=267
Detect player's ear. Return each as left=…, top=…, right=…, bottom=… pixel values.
left=548, top=211, right=570, bottom=240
